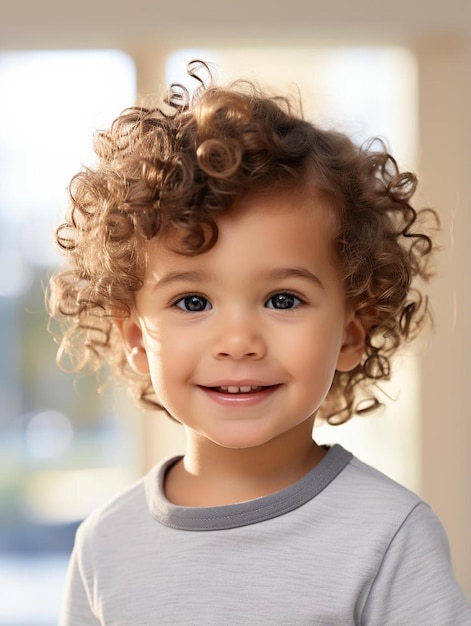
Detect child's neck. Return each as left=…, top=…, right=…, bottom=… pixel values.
left=164, top=420, right=326, bottom=507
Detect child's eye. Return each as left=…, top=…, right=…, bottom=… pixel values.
left=174, top=295, right=212, bottom=312
left=265, top=292, right=303, bottom=310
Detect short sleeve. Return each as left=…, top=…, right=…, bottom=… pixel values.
left=362, top=502, right=471, bottom=625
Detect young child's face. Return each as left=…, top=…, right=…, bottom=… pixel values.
left=118, top=188, right=364, bottom=450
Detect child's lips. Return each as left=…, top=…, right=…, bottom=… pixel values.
left=197, top=383, right=281, bottom=405
left=198, top=380, right=281, bottom=393
left=209, top=385, right=266, bottom=394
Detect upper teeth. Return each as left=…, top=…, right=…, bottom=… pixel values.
left=219, top=386, right=260, bottom=393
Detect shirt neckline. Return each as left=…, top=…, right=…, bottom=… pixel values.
left=145, top=444, right=352, bottom=531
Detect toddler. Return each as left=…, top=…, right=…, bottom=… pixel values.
left=50, top=60, right=471, bottom=624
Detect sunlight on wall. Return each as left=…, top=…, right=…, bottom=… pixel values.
left=0, top=50, right=136, bottom=267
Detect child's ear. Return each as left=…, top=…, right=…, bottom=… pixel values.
left=336, top=310, right=366, bottom=372
left=114, top=317, right=150, bottom=375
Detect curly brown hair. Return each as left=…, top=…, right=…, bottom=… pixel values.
left=48, top=60, right=437, bottom=424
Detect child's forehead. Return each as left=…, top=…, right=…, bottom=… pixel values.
left=226, top=184, right=336, bottom=221
left=147, top=186, right=339, bottom=269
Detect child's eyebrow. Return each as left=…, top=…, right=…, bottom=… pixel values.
left=260, top=267, right=325, bottom=290
left=152, top=270, right=208, bottom=290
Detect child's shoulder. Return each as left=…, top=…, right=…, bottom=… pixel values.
left=74, top=456, right=181, bottom=547
left=75, top=471, right=151, bottom=547
left=344, top=453, right=421, bottom=502
left=329, top=450, right=426, bottom=520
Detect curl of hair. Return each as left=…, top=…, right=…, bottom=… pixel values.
left=48, top=60, right=438, bottom=423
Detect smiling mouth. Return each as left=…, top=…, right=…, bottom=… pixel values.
left=206, top=385, right=275, bottom=394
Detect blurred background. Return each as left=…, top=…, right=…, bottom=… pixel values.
left=0, top=1, right=470, bottom=623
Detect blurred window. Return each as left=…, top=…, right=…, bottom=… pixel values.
left=0, top=49, right=137, bottom=626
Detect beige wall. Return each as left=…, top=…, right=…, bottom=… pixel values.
left=415, top=34, right=471, bottom=595
left=2, top=0, right=470, bottom=596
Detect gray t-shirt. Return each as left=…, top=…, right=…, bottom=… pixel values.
left=60, top=445, right=471, bottom=625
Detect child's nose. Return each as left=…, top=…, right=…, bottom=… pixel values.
left=211, top=314, right=267, bottom=361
